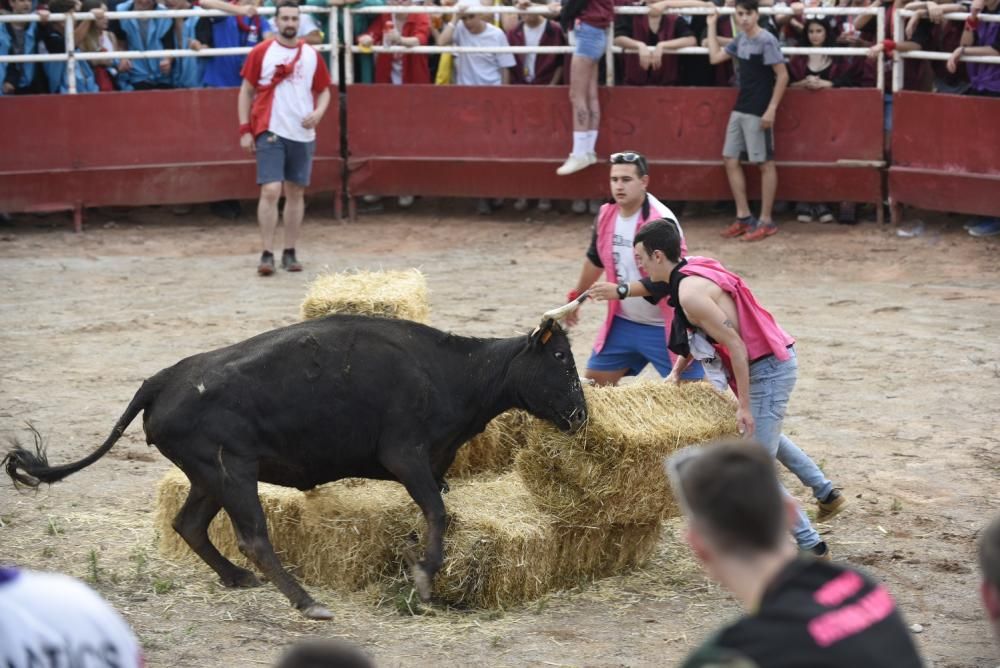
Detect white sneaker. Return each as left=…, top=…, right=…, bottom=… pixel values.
left=537, top=198, right=552, bottom=212
left=397, top=195, right=415, bottom=208
left=362, top=195, right=381, bottom=204
left=556, top=153, right=596, bottom=176
left=513, top=198, right=529, bottom=212
left=571, top=199, right=588, bottom=214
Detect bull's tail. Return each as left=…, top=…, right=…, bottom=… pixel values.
left=3, top=379, right=156, bottom=489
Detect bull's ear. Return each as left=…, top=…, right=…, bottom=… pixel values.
left=530, top=318, right=555, bottom=347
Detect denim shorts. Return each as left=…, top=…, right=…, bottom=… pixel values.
left=255, top=132, right=316, bottom=187
left=588, top=316, right=704, bottom=380
left=883, top=93, right=893, bottom=133
left=573, top=21, right=607, bottom=62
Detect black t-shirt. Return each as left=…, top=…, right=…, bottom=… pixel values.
left=725, top=29, right=785, bottom=116
left=681, top=559, right=925, bottom=668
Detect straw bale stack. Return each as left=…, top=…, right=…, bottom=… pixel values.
left=515, top=381, right=738, bottom=526
left=300, top=268, right=430, bottom=323
left=448, top=410, right=531, bottom=479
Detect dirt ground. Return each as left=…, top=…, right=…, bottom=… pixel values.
left=1, top=201, right=998, bottom=668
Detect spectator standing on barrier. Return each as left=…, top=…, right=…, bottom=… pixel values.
left=438, top=0, right=517, bottom=215
left=1, top=0, right=46, bottom=94
left=111, top=0, right=177, bottom=89
left=0, top=567, right=145, bottom=668
left=980, top=515, right=1000, bottom=648
left=238, top=0, right=332, bottom=275
left=613, top=0, right=697, bottom=85
left=79, top=0, right=124, bottom=90
left=592, top=218, right=847, bottom=555
left=507, top=0, right=567, bottom=213
left=564, top=151, right=705, bottom=386
left=37, top=0, right=102, bottom=92
left=551, top=0, right=613, bottom=176
left=664, top=441, right=924, bottom=668
left=706, top=0, right=788, bottom=242
left=948, top=0, right=1000, bottom=237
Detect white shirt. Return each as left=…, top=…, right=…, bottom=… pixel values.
left=615, top=194, right=680, bottom=326
left=246, top=40, right=326, bottom=142
left=453, top=21, right=516, bottom=86
left=0, top=569, right=143, bottom=668
left=521, top=20, right=545, bottom=83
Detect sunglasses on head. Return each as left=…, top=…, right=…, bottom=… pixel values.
left=609, top=151, right=644, bottom=164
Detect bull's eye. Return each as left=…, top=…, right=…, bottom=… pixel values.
left=554, top=351, right=566, bottom=361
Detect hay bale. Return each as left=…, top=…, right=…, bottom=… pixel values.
left=515, top=381, right=738, bottom=525
left=155, top=469, right=662, bottom=608
left=448, top=410, right=531, bottom=479
left=300, top=268, right=430, bottom=323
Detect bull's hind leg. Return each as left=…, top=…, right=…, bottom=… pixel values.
left=380, top=450, right=447, bottom=603
left=172, top=482, right=261, bottom=588
left=214, top=465, right=332, bottom=620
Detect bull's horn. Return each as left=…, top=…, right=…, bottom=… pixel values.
left=541, top=289, right=590, bottom=322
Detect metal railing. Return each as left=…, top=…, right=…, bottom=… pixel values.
left=0, top=5, right=338, bottom=93
left=893, top=8, right=1000, bottom=92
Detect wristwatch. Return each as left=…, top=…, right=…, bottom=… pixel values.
left=616, top=282, right=630, bottom=299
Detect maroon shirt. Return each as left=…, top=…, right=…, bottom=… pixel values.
left=578, top=0, right=614, bottom=30
left=615, top=13, right=692, bottom=85
left=507, top=19, right=567, bottom=84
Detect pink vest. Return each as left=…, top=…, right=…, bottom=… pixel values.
left=679, top=257, right=795, bottom=363
left=592, top=199, right=686, bottom=354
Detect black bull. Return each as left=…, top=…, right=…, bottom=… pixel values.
left=4, top=314, right=587, bottom=619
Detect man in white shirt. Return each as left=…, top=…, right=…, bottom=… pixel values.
left=564, top=151, right=704, bottom=385
left=438, top=2, right=516, bottom=85
left=238, top=0, right=332, bottom=276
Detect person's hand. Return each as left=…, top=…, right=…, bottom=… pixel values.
left=664, top=369, right=681, bottom=385
left=866, top=41, right=882, bottom=59
left=387, top=26, right=401, bottom=44
left=637, top=43, right=653, bottom=69
left=237, top=3, right=257, bottom=16
left=706, top=6, right=718, bottom=25
left=37, top=8, right=50, bottom=22
left=971, top=0, right=984, bottom=16
left=760, top=107, right=775, bottom=130
left=240, top=132, right=255, bottom=154
left=118, top=57, right=133, bottom=72
left=547, top=1, right=561, bottom=13
left=358, top=33, right=373, bottom=47
left=904, top=13, right=920, bottom=39
left=648, top=0, right=664, bottom=18
left=515, top=0, right=531, bottom=9
left=89, top=5, right=104, bottom=20
left=946, top=46, right=963, bottom=73
left=301, top=110, right=323, bottom=129
left=790, top=1, right=805, bottom=16
left=189, top=38, right=203, bottom=50
left=652, top=43, right=666, bottom=69
left=736, top=405, right=754, bottom=437
left=927, top=1, right=944, bottom=22
left=588, top=281, right=621, bottom=302
left=159, top=58, right=171, bottom=74
left=2, top=81, right=14, bottom=94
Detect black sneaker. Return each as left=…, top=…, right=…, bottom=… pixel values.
left=281, top=248, right=302, bottom=272
left=805, top=541, right=831, bottom=561
left=257, top=251, right=275, bottom=277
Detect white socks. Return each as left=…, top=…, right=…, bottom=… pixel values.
left=572, top=131, right=588, bottom=158
left=585, top=130, right=598, bottom=154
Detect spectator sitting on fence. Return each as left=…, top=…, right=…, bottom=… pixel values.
left=665, top=441, right=925, bottom=668
left=197, top=0, right=265, bottom=87
left=37, top=0, right=102, bottom=92
left=264, top=0, right=323, bottom=43
left=613, top=0, right=696, bottom=85
left=110, top=0, right=177, bottom=88
left=1, top=0, right=47, bottom=94
left=506, top=0, right=566, bottom=213
left=78, top=0, right=125, bottom=89
left=356, top=0, right=429, bottom=210
left=438, top=0, right=516, bottom=215
left=164, top=0, right=204, bottom=87
left=947, top=0, right=1000, bottom=237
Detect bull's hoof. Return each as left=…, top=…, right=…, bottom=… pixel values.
left=221, top=570, right=262, bottom=589
left=301, top=603, right=334, bottom=620
left=411, top=564, right=433, bottom=603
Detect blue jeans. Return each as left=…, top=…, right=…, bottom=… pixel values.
left=749, top=347, right=832, bottom=549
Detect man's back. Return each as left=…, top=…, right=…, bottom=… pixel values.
left=682, top=559, right=924, bottom=668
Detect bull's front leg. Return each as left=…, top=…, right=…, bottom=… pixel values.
left=379, top=447, right=448, bottom=602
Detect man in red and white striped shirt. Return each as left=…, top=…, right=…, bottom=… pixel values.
left=238, top=0, right=331, bottom=276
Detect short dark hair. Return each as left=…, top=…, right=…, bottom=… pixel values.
left=48, top=0, right=77, bottom=13
left=609, top=150, right=649, bottom=177
left=633, top=218, right=682, bottom=263
left=671, top=440, right=786, bottom=553
left=275, top=640, right=374, bottom=668
left=981, top=516, right=1000, bottom=590
left=275, top=0, right=301, bottom=14
left=735, top=0, right=759, bottom=13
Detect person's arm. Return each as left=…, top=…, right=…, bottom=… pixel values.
left=200, top=0, right=254, bottom=14
left=680, top=284, right=753, bottom=435
left=705, top=9, right=731, bottom=63
left=501, top=66, right=510, bottom=84
left=761, top=61, right=787, bottom=129
left=562, top=256, right=605, bottom=327
left=615, top=33, right=655, bottom=69
left=549, top=64, right=563, bottom=84
left=238, top=78, right=256, bottom=153
left=302, top=86, right=331, bottom=127
left=437, top=11, right=460, bottom=45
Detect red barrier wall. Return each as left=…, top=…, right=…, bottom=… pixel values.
left=0, top=87, right=342, bottom=226
left=889, top=91, right=1000, bottom=218
left=347, top=85, right=883, bottom=203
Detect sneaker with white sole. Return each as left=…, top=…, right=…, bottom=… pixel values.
left=588, top=199, right=602, bottom=216
left=536, top=198, right=552, bottom=212
left=969, top=218, right=1000, bottom=237
left=571, top=199, right=588, bottom=214
left=397, top=195, right=415, bottom=209
left=556, top=153, right=596, bottom=176
left=362, top=195, right=381, bottom=204
left=513, top=198, right=529, bottom=212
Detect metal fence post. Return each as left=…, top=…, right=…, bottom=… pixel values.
left=65, top=13, right=76, bottom=94
left=344, top=6, right=354, bottom=85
